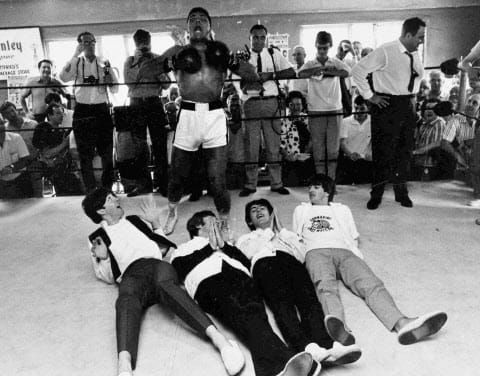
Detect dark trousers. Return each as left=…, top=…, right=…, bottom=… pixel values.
left=253, top=252, right=333, bottom=352
left=73, top=102, right=114, bottom=191
left=130, top=97, right=168, bottom=193
left=168, top=145, right=230, bottom=214
left=370, top=95, right=416, bottom=198
left=195, top=263, right=294, bottom=376
left=116, top=258, right=213, bottom=369
left=0, top=172, right=33, bottom=199
left=336, top=155, right=373, bottom=185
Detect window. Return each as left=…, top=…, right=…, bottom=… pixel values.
left=299, top=21, right=424, bottom=62
left=45, top=32, right=175, bottom=105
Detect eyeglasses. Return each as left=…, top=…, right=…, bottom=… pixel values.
left=81, top=40, right=96, bottom=46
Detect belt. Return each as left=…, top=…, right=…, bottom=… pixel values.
left=181, top=100, right=223, bottom=111
left=248, top=95, right=277, bottom=100
left=376, top=93, right=415, bottom=99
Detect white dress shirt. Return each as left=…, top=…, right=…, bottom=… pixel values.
left=351, top=39, right=424, bottom=100
left=241, top=48, right=291, bottom=101
left=90, top=217, right=168, bottom=284
left=236, top=227, right=306, bottom=272
left=60, top=56, right=118, bottom=104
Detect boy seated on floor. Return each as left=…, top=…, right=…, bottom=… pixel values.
left=292, top=174, right=448, bottom=347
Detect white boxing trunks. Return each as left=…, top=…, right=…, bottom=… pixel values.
left=174, top=100, right=228, bottom=151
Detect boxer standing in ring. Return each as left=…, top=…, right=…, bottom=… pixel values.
left=141, top=7, right=260, bottom=237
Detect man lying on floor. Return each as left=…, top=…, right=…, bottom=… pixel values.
left=82, top=188, right=244, bottom=376
left=236, top=198, right=362, bottom=369
left=170, top=210, right=317, bottom=376
left=292, top=174, right=448, bottom=348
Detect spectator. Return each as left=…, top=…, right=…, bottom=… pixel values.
left=441, top=94, right=479, bottom=171
left=335, top=39, right=355, bottom=116
left=412, top=99, right=454, bottom=180
left=336, top=95, right=373, bottom=185
left=20, top=59, right=66, bottom=123
left=0, top=117, right=32, bottom=198
left=280, top=90, right=314, bottom=186
left=59, top=31, right=119, bottom=192
left=298, top=31, right=351, bottom=181
left=240, top=24, right=296, bottom=197
left=428, top=71, right=446, bottom=101
left=351, top=17, right=426, bottom=210
left=124, top=29, right=171, bottom=197
left=0, top=101, right=37, bottom=157
left=352, top=41, right=363, bottom=62
left=31, top=104, right=82, bottom=196
left=289, top=45, right=308, bottom=97
left=416, top=78, right=430, bottom=111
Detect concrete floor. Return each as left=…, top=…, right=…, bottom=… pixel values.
left=1, top=180, right=479, bottom=376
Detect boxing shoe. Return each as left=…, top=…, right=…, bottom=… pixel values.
left=397, top=311, right=448, bottom=345
left=366, top=196, right=382, bottom=210
left=324, top=315, right=356, bottom=346
left=220, top=340, right=245, bottom=375
left=163, top=206, right=178, bottom=235
left=276, top=351, right=314, bottom=376
left=239, top=188, right=256, bottom=197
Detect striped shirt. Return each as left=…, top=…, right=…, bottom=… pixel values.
left=443, top=114, right=475, bottom=144
left=415, top=117, right=446, bottom=166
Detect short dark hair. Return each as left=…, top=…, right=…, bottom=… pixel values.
left=187, top=7, right=211, bottom=25
left=250, top=24, right=268, bottom=35
left=421, top=98, right=441, bottom=115
left=401, top=17, right=426, bottom=37
left=0, top=101, right=16, bottom=115
left=286, top=90, right=307, bottom=109
left=186, top=210, right=216, bottom=239
left=77, top=31, right=95, bottom=43
left=46, top=103, right=61, bottom=118
left=133, top=29, right=151, bottom=44
left=354, top=95, right=367, bottom=107
left=82, top=187, right=111, bottom=224
left=309, top=174, right=335, bottom=202
left=316, top=31, right=333, bottom=47
left=45, top=92, right=62, bottom=105
left=37, top=59, right=53, bottom=69
left=245, top=199, right=274, bottom=230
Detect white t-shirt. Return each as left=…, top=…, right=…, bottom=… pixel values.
left=339, top=115, right=372, bottom=159
left=0, top=132, right=29, bottom=181
left=298, top=57, right=351, bottom=111
left=292, top=202, right=363, bottom=259
left=101, top=217, right=165, bottom=279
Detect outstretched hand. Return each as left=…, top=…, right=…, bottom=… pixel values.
left=140, top=197, right=162, bottom=230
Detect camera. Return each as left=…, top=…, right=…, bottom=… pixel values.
left=84, top=75, right=99, bottom=84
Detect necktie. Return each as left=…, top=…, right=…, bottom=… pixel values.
left=405, top=51, right=418, bottom=92
left=257, top=53, right=262, bottom=73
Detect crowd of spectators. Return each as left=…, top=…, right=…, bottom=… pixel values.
left=1, top=26, right=479, bottom=207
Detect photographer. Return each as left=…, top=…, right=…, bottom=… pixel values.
left=59, top=31, right=119, bottom=192
left=124, top=29, right=171, bottom=197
